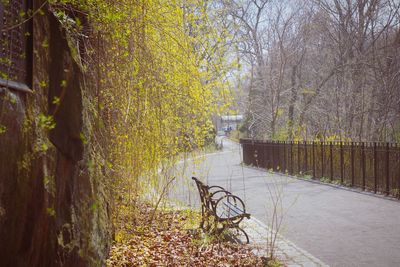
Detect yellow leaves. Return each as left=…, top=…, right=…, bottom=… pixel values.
left=301, top=88, right=317, bottom=95
left=276, top=108, right=285, bottom=117
left=52, top=0, right=230, bottom=200
left=115, top=232, right=124, bottom=243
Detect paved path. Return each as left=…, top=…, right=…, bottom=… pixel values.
left=242, top=217, right=328, bottom=266
left=170, top=139, right=400, bottom=267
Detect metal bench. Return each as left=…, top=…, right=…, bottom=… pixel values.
left=192, top=177, right=250, bottom=244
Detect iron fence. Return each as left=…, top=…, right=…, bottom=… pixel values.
left=240, top=139, right=400, bottom=198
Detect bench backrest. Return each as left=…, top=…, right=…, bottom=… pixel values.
left=192, top=177, right=210, bottom=208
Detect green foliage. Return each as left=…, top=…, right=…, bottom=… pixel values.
left=37, top=113, right=56, bottom=130
left=60, top=80, right=67, bottom=88
left=0, top=124, right=6, bottom=135
left=52, top=96, right=60, bottom=105
left=302, top=175, right=313, bottom=180
left=264, top=258, right=283, bottom=267
left=17, top=152, right=33, bottom=172
left=39, top=80, right=47, bottom=88
left=320, top=177, right=331, bottom=183
left=342, top=181, right=352, bottom=187
left=91, top=202, right=98, bottom=211
left=39, top=142, right=49, bottom=152
left=46, top=207, right=56, bottom=217
left=79, top=132, right=88, bottom=145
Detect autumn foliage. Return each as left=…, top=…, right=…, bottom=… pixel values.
left=107, top=204, right=264, bottom=267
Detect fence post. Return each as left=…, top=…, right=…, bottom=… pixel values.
left=255, top=142, right=259, bottom=167
left=261, top=141, right=264, bottom=168
left=277, top=141, right=281, bottom=171
left=340, top=141, right=344, bottom=184
left=374, top=142, right=377, bottom=194
left=265, top=141, right=272, bottom=170
left=305, top=141, right=308, bottom=175
left=279, top=141, right=282, bottom=170
left=298, top=141, right=301, bottom=174
left=272, top=141, right=279, bottom=171
left=269, top=141, right=272, bottom=169
left=290, top=141, right=293, bottom=175
left=271, top=141, right=275, bottom=171
left=283, top=141, right=287, bottom=173
left=261, top=142, right=265, bottom=169
left=274, top=141, right=279, bottom=171
left=330, top=141, right=333, bottom=181
left=277, top=141, right=279, bottom=171
left=272, top=141, right=278, bottom=171
left=351, top=142, right=355, bottom=187
left=386, top=142, right=390, bottom=195
left=264, top=141, right=267, bottom=169
left=398, top=143, right=400, bottom=199
left=263, top=142, right=266, bottom=169
left=362, top=142, right=366, bottom=190
left=269, top=141, right=273, bottom=169
left=321, top=141, right=324, bottom=178
left=246, top=142, right=249, bottom=165
left=312, top=141, right=315, bottom=179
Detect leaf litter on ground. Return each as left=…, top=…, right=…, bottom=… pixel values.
left=106, top=202, right=278, bottom=266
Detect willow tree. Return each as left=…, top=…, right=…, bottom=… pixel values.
left=49, top=0, right=231, bottom=214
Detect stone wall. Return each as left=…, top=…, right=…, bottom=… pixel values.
left=0, top=1, right=112, bottom=266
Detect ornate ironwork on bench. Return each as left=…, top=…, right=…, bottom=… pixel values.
left=192, top=177, right=251, bottom=244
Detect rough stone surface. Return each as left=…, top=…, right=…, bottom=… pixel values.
left=0, top=2, right=112, bottom=266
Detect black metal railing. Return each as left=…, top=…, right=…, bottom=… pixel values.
left=240, top=139, right=400, bottom=198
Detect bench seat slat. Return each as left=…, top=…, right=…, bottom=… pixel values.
left=222, top=202, right=244, bottom=216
